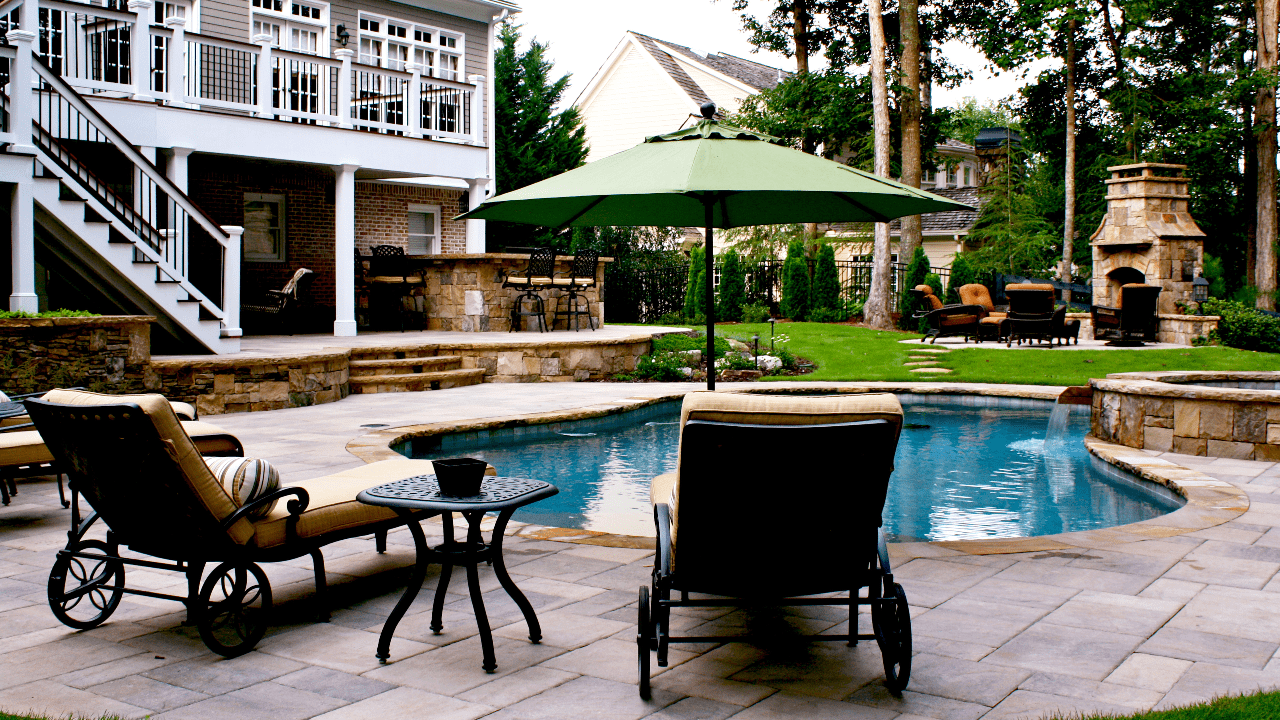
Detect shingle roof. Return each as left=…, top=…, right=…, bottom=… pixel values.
left=829, top=186, right=984, bottom=236
left=628, top=31, right=790, bottom=112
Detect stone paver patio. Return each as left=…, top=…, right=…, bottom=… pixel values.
left=3, top=382, right=1280, bottom=719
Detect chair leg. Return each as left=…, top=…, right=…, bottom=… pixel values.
left=0, top=473, right=9, bottom=506
left=311, top=549, right=329, bottom=622
left=57, top=473, right=69, bottom=509
left=375, top=529, right=387, bottom=553
left=184, top=561, right=206, bottom=625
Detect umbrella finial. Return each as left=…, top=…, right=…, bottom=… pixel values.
left=700, top=102, right=716, bottom=119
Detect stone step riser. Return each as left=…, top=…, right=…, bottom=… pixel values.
left=350, top=362, right=462, bottom=378
left=348, top=368, right=485, bottom=395
left=350, top=355, right=462, bottom=369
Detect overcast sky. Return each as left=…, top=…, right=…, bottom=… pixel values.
left=511, top=0, right=1049, bottom=113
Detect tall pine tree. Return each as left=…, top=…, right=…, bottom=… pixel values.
left=491, top=22, right=588, bottom=251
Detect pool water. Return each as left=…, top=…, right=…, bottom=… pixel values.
left=405, top=396, right=1184, bottom=540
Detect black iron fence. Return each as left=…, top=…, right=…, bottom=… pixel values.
left=606, top=258, right=952, bottom=324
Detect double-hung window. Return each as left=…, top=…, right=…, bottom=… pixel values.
left=407, top=205, right=441, bottom=255
left=244, top=193, right=287, bottom=263
left=251, top=0, right=327, bottom=55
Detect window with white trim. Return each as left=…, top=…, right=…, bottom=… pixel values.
left=963, top=164, right=972, bottom=186
left=244, top=193, right=286, bottom=262
left=251, top=0, right=327, bottom=55
left=407, top=205, right=441, bottom=255
left=357, top=12, right=463, bottom=79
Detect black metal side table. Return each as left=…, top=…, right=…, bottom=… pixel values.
left=357, top=475, right=558, bottom=672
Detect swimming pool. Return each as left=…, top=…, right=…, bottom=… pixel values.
left=399, top=395, right=1184, bottom=540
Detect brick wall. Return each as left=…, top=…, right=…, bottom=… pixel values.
left=187, top=157, right=467, bottom=331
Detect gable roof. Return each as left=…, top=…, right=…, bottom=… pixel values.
left=629, top=33, right=717, bottom=110
left=626, top=31, right=790, bottom=111
left=828, top=186, right=983, bottom=236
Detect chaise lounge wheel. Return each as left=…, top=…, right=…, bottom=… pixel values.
left=197, top=561, right=272, bottom=658
left=872, top=582, right=912, bottom=693
left=48, top=539, right=125, bottom=630
left=637, top=585, right=651, bottom=699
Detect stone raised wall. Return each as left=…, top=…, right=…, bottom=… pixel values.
left=417, top=254, right=608, bottom=333
left=150, top=352, right=350, bottom=416
left=1092, top=371, right=1280, bottom=461
left=453, top=337, right=648, bottom=382
left=1156, top=314, right=1219, bottom=345
left=0, top=316, right=157, bottom=395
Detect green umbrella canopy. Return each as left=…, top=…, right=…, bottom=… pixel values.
left=458, top=116, right=973, bottom=227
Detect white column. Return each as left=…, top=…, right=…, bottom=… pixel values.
left=5, top=30, right=36, bottom=154
left=166, top=147, right=193, bottom=194
left=128, top=0, right=154, bottom=101
left=165, top=16, right=187, bottom=107
left=468, top=74, right=485, bottom=146
left=220, top=225, right=243, bottom=337
left=9, top=179, right=37, bottom=313
left=334, top=49, right=353, bottom=129
left=333, top=164, right=359, bottom=336
left=254, top=34, right=275, bottom=119
left=466, top=178, right=487, bottom=254
left=406, top=63, right=423, bottom=138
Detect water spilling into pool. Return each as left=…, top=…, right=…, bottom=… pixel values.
left=403, top=396, right=1183, bottom=540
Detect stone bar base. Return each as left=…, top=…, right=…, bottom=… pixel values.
left=1156, top=314, right=1218, bottom=345
left=1092, top=371, right=1280, bottom=461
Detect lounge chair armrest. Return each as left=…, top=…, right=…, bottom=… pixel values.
left=220, top=487, right=310, bottom=531
left=654, top=502, right=673, bottom=577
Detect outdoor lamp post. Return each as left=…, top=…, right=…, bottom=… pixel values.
left=751, top=333, right=759, bottom=362
left=769, top=318, right=776, bottom=351
left=1192, top=276, right=1209, bottom=304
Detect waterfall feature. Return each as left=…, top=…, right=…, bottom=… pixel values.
left=1045, top=403, right=1073, bottom=448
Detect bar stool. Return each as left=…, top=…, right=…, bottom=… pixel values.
left=503, top=247, right=556, bottom=332
left=368, top=245, right=424, bottom=332
left=552, top=249, right=599, bottom=331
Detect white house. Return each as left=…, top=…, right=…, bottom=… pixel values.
left=1, top=0, right=515, bottom=353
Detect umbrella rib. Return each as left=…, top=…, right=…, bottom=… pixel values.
left=561, top=196, right=609, bottom=227
left=834, top=193, right=893, bottom=223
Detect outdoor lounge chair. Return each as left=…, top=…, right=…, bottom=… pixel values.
left=1004, top=283, right=1057, bottom=346
left=0, top=394, right=233, bottom=507
left=1092, top=283, right=1162, bottom=345
left=639, top=391, right=912, bottom=698
left=958, top=284, right=1009, bottom=342
left=27, top=389, right=448, bottom=658
left=912, top=285, right=983, bottom=343
left=242, top=268, right=314, bottom=335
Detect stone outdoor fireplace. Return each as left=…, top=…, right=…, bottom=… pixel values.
left=1090, top=163, right=1206, bottom=315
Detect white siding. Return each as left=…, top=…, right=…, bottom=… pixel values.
left=671, top=58, right=749, bottom=113
left=579, top=46, right=696, bottom=162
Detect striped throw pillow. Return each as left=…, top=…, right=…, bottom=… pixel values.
left=205, top=457, right=281, bottom=520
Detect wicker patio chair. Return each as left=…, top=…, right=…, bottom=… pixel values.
left=958, top=284, right=1009, bottom=342
left=27, top=389, right=447, bottom=657
left=1004, top=283, right=1057, bottom=346
left=1092, top=283, right=1162, bottom=345
left=242, top=268, right=314, bottom=335
left=638, top=392, right=912, bottom=698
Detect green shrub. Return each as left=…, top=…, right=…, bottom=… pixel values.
left=716, top=352, right=758, bottom=372
left=741, top=302, right=771, bottom=323
left=717, top=249, right=746, bottom=321
left=898, top=247, right=931, bottom=330
left=683, top=246, right=706, bottom=319
left=774, top=347, right=797, bottom=369
left=653, top=332, right=729, bottom=357
left=633, top=352, right=690, bottom=381
left=845, top=298, right=865, bottom=318
left=1202, top=253, right=1227, bottom=299
left=809, top=307, right=848, bottom=323
left=944, top=252, right=980, bottom=305
left=780, top=240, right=810, bottom=320
left=657, top=312, right=686, bottom=326
left=1202, top=299, right=1280, bottom=353
left=925, top=272, right=943, bottom=299
left=0, top=309, right=99, bottom=319
left=810, top=244, right=840, bottom=311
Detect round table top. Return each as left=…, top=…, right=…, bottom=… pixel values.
left=357, top=475, right=558, bottom=513
left=0, top=402, right=27, bottom=420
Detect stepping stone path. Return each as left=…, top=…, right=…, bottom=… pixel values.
left=905, top=346, right=951, bottom=372
left=910, top=366, right=953, bottom=373
left=904, top=361, right=940, bottom=367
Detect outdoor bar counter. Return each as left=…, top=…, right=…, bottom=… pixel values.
left=401, top=253, right=610, bottom=332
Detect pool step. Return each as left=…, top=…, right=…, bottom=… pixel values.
left=349, top=355, right=463, bottom=377
left=349, top=368, right=486, bottom=394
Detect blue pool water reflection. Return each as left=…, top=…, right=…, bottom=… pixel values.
left=405, top=396, right=1183, bottom=540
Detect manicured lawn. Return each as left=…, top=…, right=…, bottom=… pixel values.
left=1057, top=690, right=1280, bottom=719
left=712, top=322, right=1278, bottom=386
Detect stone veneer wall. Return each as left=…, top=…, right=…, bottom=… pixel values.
left=0, top=316, right=158, bottom=395
left=418, top=255, right=607, bottom=332
left=150, top=352, right=350, bottom=415
left=1156, top=314, right=1219, bottom=345
left=1091, top=371, right=1280, bottom=461
left=448, top=337, right=648, bottom=382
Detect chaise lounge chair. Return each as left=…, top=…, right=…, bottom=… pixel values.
left=27, top=389, right=449, bottom=657
left=638, top=391, right=912, bottom=698
left=911, top=285, right=983, bottom=343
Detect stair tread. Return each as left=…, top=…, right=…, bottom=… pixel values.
left=350, top=356, right=460, bottom=368
left=349, top=368, right=484, bottom=384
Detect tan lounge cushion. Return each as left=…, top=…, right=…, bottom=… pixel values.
left=40, top=389, right=253, bottom=544
left=651, top=472, right=677, bottom=508
left=1007, top=283, right=1055, bottom=292
left=1, top=420, right=242, bottom=468
left=958, top=284, right=995, bottom=311
left=252, top=458, right=442, bottom=548
left=3, top=398, right=197, bottom=428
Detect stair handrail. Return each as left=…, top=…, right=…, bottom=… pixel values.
left=30, top=57, right=231, bottom=247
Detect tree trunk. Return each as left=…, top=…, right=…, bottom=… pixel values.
left=898, top=0, right=923, bottom=263
left=864, top=0, right=895, bottom=330
left=1099, top=0, right=1134, bottom=158
left=1061, top=18, right=1077, bottom=287
left=921, top=36, right=932, bottom=115
left=1259, top=0, right=1278, bottom=310
left=792, top=0, right=810, bottom=74
left=1242, top=14, right=1258, bottom=287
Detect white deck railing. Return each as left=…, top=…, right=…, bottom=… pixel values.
left=8, top=0, right=483, bottom=144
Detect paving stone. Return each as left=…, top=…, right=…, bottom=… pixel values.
left=1156, top=661, right=1280, bottom=709
left=0, top=679, right=150, bottom=719
left=1018, top=671, right=1164, bottom=708
left=1138, top=627, right=1279, bottom=669
left=258, top=621, right=430, bottom=674
left=1166, top=584, right=1280, bottom=643
left=1105, top=653, right=1193, bottom=692
left=1137, top=578, right=1206, bottom=603
left=365, top=635, right=565, bottom=696
left=309, top=687, right=491, bottom=720
left=55, top=653, right=179, bottom=689
left=0, top=634, right=143, bottom=691
left=493, top=609, right=630, bottom=649
left=984, top=623, right=1142, bottom=680
left=909, top=635, right=995, bottom=662
left=952, top=577, right=1078, bottom=610
left=89, top=675, right=210, bottom=712
left=845, top=685, right=988, bottom=719
left=150, top=680, right=345, bottom=720
left=142, top=651, right=306, bottom=695
left=650, top=666, right=777, bottom=707
left=274, top=666, right=394, bottom=703
left=873, top=652, right=1030, bottom=707
left=981, top=690, right=1143, bottom=720
left=1038, top=590, right=1183, bottom=636
left=727, top=691, right=899, bottom=719
left=992, top=560, right=1154, bottom=595
left=672, top=643, right=771, bottom=680
left=644, top=696, right=741, bottom=720
left=911, top=597, right=1045, bottom=648
left=481, top=676, right=679, bottom=720
left=728, top=642, right=886, bottom=700
left=543, top=637, right=694, bottom=684
left=456, top=666, right=577, bottom=707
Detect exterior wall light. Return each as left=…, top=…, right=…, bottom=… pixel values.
left=336, top=24, right=350, bottom=47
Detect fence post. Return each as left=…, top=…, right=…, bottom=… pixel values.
left=127, top=0, right=154, bottom=101
left=468, top=73, right=484, bottom=146
left=253, top=34, right=274, bottom=119
left=221, top=225, right=243, bottom=338
left=334, top=48, right=353, bottom=129
left=164, top=15, right=186, bottom=107
left=406, top=63, right=422, bottom=138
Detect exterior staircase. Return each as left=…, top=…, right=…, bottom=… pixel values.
left=348, top=347, right=485, bottom=394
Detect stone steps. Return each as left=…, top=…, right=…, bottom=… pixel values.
left=348, top=368, right=486, bottom=394
left=349, top=355, right=463, bottom=377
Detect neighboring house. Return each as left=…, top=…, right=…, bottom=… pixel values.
left=574, top=31, right=788, bottom=162
left=1, top=0, right=514, bottom=353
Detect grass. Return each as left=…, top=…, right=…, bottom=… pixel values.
left=709, top=322, right=1278, bottom=386
left=1054, top=690, right=1280, bottom=719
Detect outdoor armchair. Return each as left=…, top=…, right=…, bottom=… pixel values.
left=911, top=284, right=983, bottom=343
left=639, top=391, right=912, bottom=698
left=958, top=284, right=1009, bottom=342
left=1092, top=283, right=1162, bottom=345
left=1004, top=283, right=1057, bottom=347
left=27, top=389, right=451, bottom=658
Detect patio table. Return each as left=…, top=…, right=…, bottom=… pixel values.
left=357, top=475, right=558, bottom=672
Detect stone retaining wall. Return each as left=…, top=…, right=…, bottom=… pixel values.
left=1092, top=371, right=1280, bottom=461
left=446, top=337, right=650, bottom=382
left=0, top=316, right=157, bottom=395
left=150, top=352, right=350, bottom=415
left=1156, top=314, right=1219, bottom=345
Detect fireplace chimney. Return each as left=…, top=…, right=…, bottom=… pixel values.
left=1090, top=163, right=1206, bottom=314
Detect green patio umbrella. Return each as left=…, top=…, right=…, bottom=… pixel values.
left=460, top=104, right=972, bottom=389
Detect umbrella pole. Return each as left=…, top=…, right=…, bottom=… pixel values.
left=705, top=201, right=715, bottom=391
